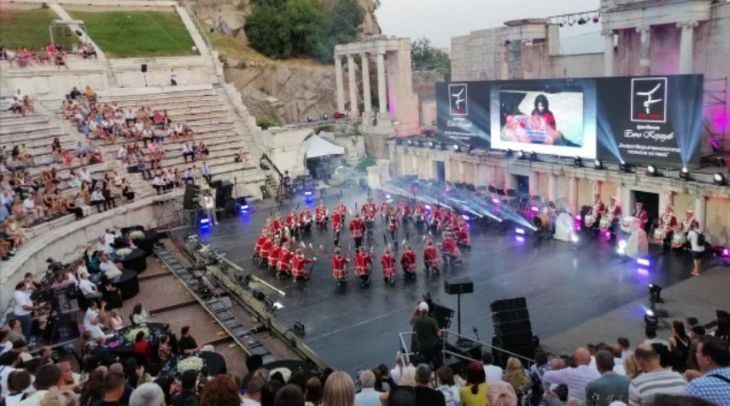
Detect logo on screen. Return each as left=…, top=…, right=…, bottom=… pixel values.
left=631, top=78, right=667, bottom=123
left=449, top=84, right=468, bottom=116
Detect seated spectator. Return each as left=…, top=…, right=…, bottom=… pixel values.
left=81, top=43, right=97, bottom=59
left=435, top=366, right=460, bottom=406
left=17, top=364, right=62, bottom=404
left=182, top=143, right=194, bottom=163
left=585, top=350, right=630, bottom=406
left=131, top=303, right=149, bottom=325
left=504, top=356, right=532, bottom=402
left=130, top=382, right=165, bottom=406
left=178, top=326, right=201, bottom=356
left=5, top=369, right=32, bottom=404
left=98, top=253, right=122, bottom=279
left=132, top=331, right=151, bottom=366
left=482, top=352, right=503, bottom=384
left=542, top=347, right=600, bottom=403
left=200, top=374, right=239, bottom=406
left=628, top=344, right=687, bottom=405
left=79, top=272, right=102, bottom=300
left=324, top=371, right=356, bottom=406
left=90, top=187, right=106, bottom=212
left=107, top=309, right=124, bottom=332
left=67, top=86, right=82, bottom=100
left=460, top=361, right=486, bottom=406
left=684, top=336, right=730, bottom=404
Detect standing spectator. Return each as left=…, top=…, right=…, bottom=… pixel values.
left=542, top=347, right=601, bottom=403
left=481, top=352, right=503, bottom=384
left=304, top=377, right=323, bottom=406
left=18, top=363, right=62, bottom=405
left=200, top=375, right=240, bottom=406
left=410, top=302, right=441, bottom=368
left=628, top=344, right=687, bottom=405
left=5, top=369, right=32, bottom=405
left=178, top=326, right=201, bottom=355
left=354, top=370, right=379, bottom=406
left=642, top=326, right=670, bottom=349
left=201, top=162, right=211, bottom=184
left=585, top=350, right=630, bottom=406
left=275, top=384, right=305, bottom=406
left=687, top=222, right=705, bottom=276
left=173, top=370, right=200, bottom=406
left=12, top=282, right=35, bottom=340
left=323, top=371, right=355, bottom=406
left=685, top=336, right=730, bottom=405
left=618, top=337, right=633, bottom=360
left=668, top=320, right=691, bottom=372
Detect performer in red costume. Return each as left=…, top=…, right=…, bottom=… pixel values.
left=388, top=210, right=399, bottom=242
left=285, top=210, right=298, bottom=238
left=423, top=239, right=440, bottom=274
left=271, top=215, right=283, bottom=237
left=276, top=242, right=293, bottom=278
left=430, top=206, right=442, bottom=235
left=380, top=246, right=397, bottom=285
left=380, top=201, right=392, bottom=224
left=268, top=237, right=281, bottom=272
left=299, top=207, right=312, bottom=233
left=654, top=205, right=677, bottom=250
left=398, top=200, right=411, bottom=226
left=633, top=201, right=649, bottom=232
left=354, top=246, right=373, bottom=287
left=315, top=202, right=328, bottom=229
left=349, top=214, right=366, bottom=249
left=606, top=196, right=622, bottom=241
left=259, top=234, right=273, bottom=268
left=441, top=232, right=461, bottom=266
left=456, top=220, right=471, bottom=249
left=400, top=244, right=417, bottom=280
left=253, top=231, right=268, bottom=263
left=413, top=202, right=426, bottom=234
left=335, top=200, right=349, bottom=223
left=361, top=197, right=377, bottom=240
left=291, top=248, right=314, bottom=282
left=331, top=248, right=349, bottom=284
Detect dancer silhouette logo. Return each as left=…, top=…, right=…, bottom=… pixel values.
left=631, top=77, right=667, bottom=123
left=449, top=83, right=468, bottom=116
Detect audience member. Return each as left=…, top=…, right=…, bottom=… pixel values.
left=684, top=336, right=730, bottom=405
left=200, top=375, right=240, bottom=406
left=585, top=350, right=630, bottom=406
left=323, top=371, right=355, bottom=406
left=459, top=361, right=486, bottom=406
left=173, top=370, right=200, bottom=406
left=628, top=344, right=687, bottom=405
left=354, top=369, right=379, bottom=406
left=542, top=347, right=600, bottom=403
left=274, top=384, right=305, bottom=406
left=481, top=352, right=503, bottom=384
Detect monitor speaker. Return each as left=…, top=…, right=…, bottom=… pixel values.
left=141, top=64, right=148, bottom=73
left=444, top=277, right=474, bottom=295
left=490, top=297, right=535, bottom=367
left=183, top=184, right=200, bottom=210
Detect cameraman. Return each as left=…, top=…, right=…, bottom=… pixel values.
left=410, top=301, right=443, bottom=368
left=12, top=282, right=37, bottom=340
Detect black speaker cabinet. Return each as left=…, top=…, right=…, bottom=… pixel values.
left=141, top=63, right=148, bottom=73
left=444, top=277, right=474, bottom=295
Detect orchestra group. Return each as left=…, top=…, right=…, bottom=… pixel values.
left=251, top=197, right=471, bottom=287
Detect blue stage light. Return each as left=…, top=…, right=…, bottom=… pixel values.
left=637, top=258, right=650, bottom=267
left=515, top=227, right=525, bottom=235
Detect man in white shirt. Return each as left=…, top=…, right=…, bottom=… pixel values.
left=542, top=347, right=601, bottom=403
left=83, top=300, right=100, bottom=331
left=12, top=282, right=35, bottom=340
left=0, top=350, right=21, bottom=398
left=87, top=317, right=113, bottom=342
left=354, top=370, right=380, bottom=406
left=628, top=344, right=687, bottom=405
left=482, top=352, right=504, bottom=384
left=201, top=190, right=218, bottom=225
left=99, top=253, right=121, bottom=277
left=22, top=195, right=43, bottom=221
left=687, top=222, right=705, bottom=276
left=79, top=273, right=102, bottom=300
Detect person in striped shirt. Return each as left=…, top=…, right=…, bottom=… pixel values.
left=628, top=344, right=687, bottom=405
left=542, top=347, right=600, bottom=402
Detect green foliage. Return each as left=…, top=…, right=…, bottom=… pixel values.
left=355, top=156, right=375, bottom=172
left=70, top=10, right=196, bottom=58
left=245, top=0, right=364, bottom=62
left=411, top=37, right=451, bottom=80
left=0, top=8, right=79, bottom=50
left=257, top=114, right=281, bottom=129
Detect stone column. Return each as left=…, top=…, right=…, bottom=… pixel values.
left=637, top=26, right=651, bottom=75
left=548, top=173, right=558, bottom=203
left=361, top=53, right=372, bottom=117
left=694, top=196, right=707, bottom=230
left=603, top=32, right=614, bottom=76
left=347, top=54, right=359, bottom=118
left=376, top=52, right=387, bottom=115
left=678, top=22, right=697, bottom=74
left=334, top=55, right=345, bottom=113
left=568, top=177, right=579, bottom=214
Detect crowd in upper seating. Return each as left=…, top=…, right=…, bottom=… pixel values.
left=0, top=42, right=96, bottom=69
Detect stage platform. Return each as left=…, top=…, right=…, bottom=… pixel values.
left=171, top=188, right=728, bottom=373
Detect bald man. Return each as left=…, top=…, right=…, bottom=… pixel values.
left=542, top=347, right=600, bottom=402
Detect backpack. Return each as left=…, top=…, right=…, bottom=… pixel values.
left=697, top=232, right=706, bottom=246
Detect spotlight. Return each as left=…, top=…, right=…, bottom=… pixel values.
left=713, top=172, right=727, bottom=186
left=240, top=204, right=250, bottom=213
left=679, top=166, right=690, bottom=180
left=594, top=159, right=604, bottom=170
left=517, top=151, right=526, bottom=160
left=592, top=15, right=600, bottom=23
left=571, top=233, right=580, bottom=243
left=647, top=165, right=658, bottom=177
left=619, top=161, right=632, bottom=173
left=645, top=309, right=658, bottom=328
left=637, top=258, right=651, bottom=267
left=199, top=216, right=211, bottom=228
left=617, top=240, right=627, bottom=255
left=506, top=149, right=514, bottom=158
left=574, top=156, right=583, bottom=167
left=515, top=227, right=526, bottom=235
left=452, top=144, right=460, bottom=152
left=648, top=283, right=662, bottom=303
left=577, top=17, right=586, bottom=25
left=530, top=152, right=538, bottom=162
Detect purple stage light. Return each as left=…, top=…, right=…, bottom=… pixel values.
left=515, top=236, right=525, bottom=243
left=723, top=248, right=729, bottom=257
left=425, top=205, right=431, bottom=210
left=515, top=227, right=525, bottom=235
left=637, top=268, right=650, bottom=276
left=636, top=258, right=651, bottom=267
left=575, top=214, right=581, bottom=220
left=531, top=206, right=539, bottom=212
left=492, top=198, right=500, bottom=205
left=462, top=214, right=470, bottom=221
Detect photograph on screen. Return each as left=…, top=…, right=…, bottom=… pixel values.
left=498, top=89, right=584, bottom=147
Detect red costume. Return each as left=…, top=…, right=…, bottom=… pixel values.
left=260, top=238, right=273, bottom=262
left=254, top=234, right=267, bottom=254
left=335, top=203, right=349, bottom=216
left=277, top=246, right=293, bottom=272
left=332, top=212, right=343, bottom=233
left=272, top=218, right=282, bottom=235
left=441, top=236, right=460, bottom=257
left=414, top=204, right=425, bottom=221
left=398, top=201, right=411, bottom=217
left=400, top=249, right=416, bottom=273
left=634, top=208, right=649, bottom=228
left=285, top=213, right=297, bottom=229
left=291, top=254, right=312, bottom=278
left=380, top=253, right=396, bottom=279
left=331, top=254, right=349, bottom=280
left=354, top=251, right=372, bottom=276
left=315, top=205, right=328, bottom=223
left=380, top=202, right=392, bottom=215
left=457, top=223, right=470, bottom=247
left=388, top=213, right=399, bottom=233
left=423, top=245, right=439, bottom=268
left=349, top=217, right=365, bottom=238
left=361, top=202, right=377, bottom=222
left=299, top=209, right=312, bottom=226
left=268, top=244, right=281, bottom=268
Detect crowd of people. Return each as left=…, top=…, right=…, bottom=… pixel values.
left=0, top=42, right=96, bottom=69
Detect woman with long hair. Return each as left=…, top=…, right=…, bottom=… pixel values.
left=459, top=361, right=487, bottom=406
left=200, top=374, right=241, bottom=406
left=623, top=354, right=641, bottom=379
left=79, top=367, right=107, bottom=406
left=504, top=357, right=531, bottom=401
left=322, top=371, right=355, bottom=406
left=668, top=320, right=691, bottom=372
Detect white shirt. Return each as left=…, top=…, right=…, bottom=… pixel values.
left=0, top=365, right=18, bottom=397
left=687, top=230, right=705, bottom=252
left=13, top=289, right=33, bottom=316
left=104, top=232, right=116, bottom=246
left=241, top=398, right=261, bottom=406
left=354, top=388, right=381, bottom=406
left=483, top=364, right=504, bottom=384
left=22, top=198, right=35, bottom=210
left=91, top=190, right=104, bottom=202
left=3, top=391, right=24, bottom=406
left=84, top=307, right=99, bottom=330
left=203, top=196, right=215, bottom=210
left=117, top=147, right=127, bottom=159
left=87, top=323, right=108, bottom=341
left=99, top=260, right=119, bottom=274
left=542, top=364, right=601, bottom=401
left=79, top=279, right=98, bottom=297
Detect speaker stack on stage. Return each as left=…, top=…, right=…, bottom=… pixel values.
left=442, top=277, right=482, bottom=369
left=490, top=297, right=537, bottom=367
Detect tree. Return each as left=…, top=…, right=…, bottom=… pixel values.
left=315, top=0, right=364, bottom=61
left=245, top=4, right=293, bottom=59
left=411, top=37, right=451, bottom=80
left=285, top=0, right=327, bottom=57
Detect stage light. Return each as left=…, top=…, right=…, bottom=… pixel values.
left=452, top=144, right=460, bottom=151
left=571, top=233, right=580, bottom=243
left=272, top=301, right=284, bottom=310
left=461, top=214, right=470, bottom=221
left=713, top=173, right=727, bottom=186
left=594, top=159, right=604, bottom=170
left=530, top=206, right=539, bottom=213
left=515, top=236, right=525, bottom=243
left=240, top=204, right=250, bottom=212
left=577, top=17, right=586, bottom=25
left=647, top=165, right=658, bottom=176
left=723, top=248, right=729, bottom=257
left=637, top=258, right=651, bottom=267
left=648, top=283, right=662, bottom=303
left=491, top=198, right=500, bottom=205
left=637, top=268, right=650, bottom=276
left=517, top=151, right=526, bottom=160
left=592, top=15, right=600, bottom=23
left=645, top=309, right=658, bottom=328
left=574, top=157, right=583, bottom=167
left=680, top=166, right=690, bottom=180
left=619, top=161, right=632, bottom=173
left=427, top=141, right=434, bottom=148
left=530, top=152, right=538, bottom=162
left=617, top=240, right=627, bottom=255
left=515, top=227, right=526, bottom=235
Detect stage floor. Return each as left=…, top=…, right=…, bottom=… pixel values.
left=174, top=188, right=712, bottom=372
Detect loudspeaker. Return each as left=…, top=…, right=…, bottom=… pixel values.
left=490, top=297, right=535, bottom=367
left=489, top=297, right=527, bottom=313
left=141, top=64, right=148, bottom=73
left=183, top=184, right=201, bottom=210
left=444, top=277, right=474, bottom=295
left=215, top=180, right=233, bottom=209
left=430, top=302, right=455, bottom=329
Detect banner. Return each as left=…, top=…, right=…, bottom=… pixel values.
left=436, top=74, right=704, bottom=167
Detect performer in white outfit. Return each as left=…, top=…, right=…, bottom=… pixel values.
left=202, top=190, right=218, bottom=225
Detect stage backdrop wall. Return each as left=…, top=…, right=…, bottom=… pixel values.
left=436, top=74, right=703, bottom=168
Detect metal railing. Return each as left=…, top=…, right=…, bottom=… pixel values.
left=398, top=330, right=534, bottom=368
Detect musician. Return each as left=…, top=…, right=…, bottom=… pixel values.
left=388, top=210, right=399, bottom=242
left=380, top=247, right=397, bottom=285
left=331, top=248, right=349, bottom=283
left=299, top=207, right=312, bottom=233
left=456, top=219, right=471, bottom=249
left=349, top=214, right=366, bottom=249
left=537, top=207, right=554, bottom=239
left=285, top=209, right=298, bottom=238
left=253, top=232, right=268, bottom=263
left=401, top=245, right=417, bottom=280
left=441, top=233, right=461, bottom=266
left=681, top=209, right=700, bottom=233
left=413, top=202, right=426, bottom=234
left=398, top=200, right=411, bottom=226
left=332, top=210, right=343, bottom=246
left=276, top=242, right=293, bottom=278
left=586, top=193, right=605, bottom=230
left=315, top=202, right=328, bottom=229
left=202, top=190, right=218, bottom=225
left=268, top=237, right=281, bottom=272
left=259, top=234, right=273, bottom=269
left=423, top=240, right=440, bottom=274
left=361, top=197, right=377, bottom=231
left=430, top=206, right=442, bottom=235
left=633, top=201, right=649, bottom=232
left=262, top=218, right=273, bottom=235
left=607, top=197, right=622, bottom=240
left=335, top=200, right=349, bottom=223
left=272, top=215, right=283, bottom=236
left=354, top=246, right=373, bottom=287
left=655, top=205, right=677, bottom=250
left=291, top=248, right=314, bottom=282
left=676, top=209, right=699, bottom=249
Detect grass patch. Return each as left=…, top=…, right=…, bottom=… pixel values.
left=69, top=10, right=197, bottom=58
left=0, top=7, right=80, bottom=50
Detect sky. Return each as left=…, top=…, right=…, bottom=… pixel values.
left=376, top=0, right=603, bottom=53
